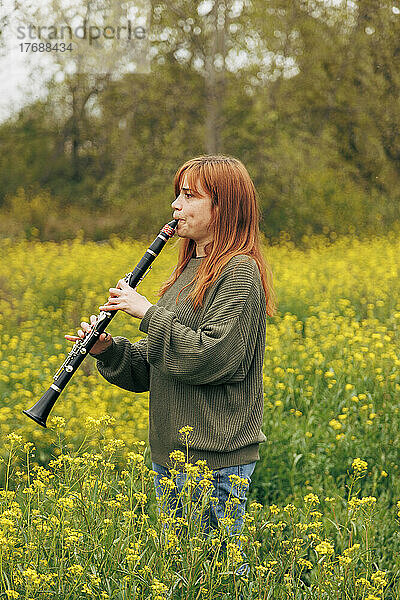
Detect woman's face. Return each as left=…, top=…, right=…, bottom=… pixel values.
left=172, top=174, right=214, bottom=251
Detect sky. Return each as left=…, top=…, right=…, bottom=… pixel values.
left=0, top=0, right=150, bottom=122
left=1, top=0, right=51, bottom=121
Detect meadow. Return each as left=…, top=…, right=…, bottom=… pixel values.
left=1, top=228, right=400, bottom=599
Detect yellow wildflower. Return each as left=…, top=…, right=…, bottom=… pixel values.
left=169, top=450, right=186, bottom=464
left=179, top=425, right=193, bottom=436
left=304, top=493, right=319, bottom=505
left=315, top=540, right=334, bottom=555
left=352, top=458, right=368, bottom=473
left=6, top=433, right=23, bottom=444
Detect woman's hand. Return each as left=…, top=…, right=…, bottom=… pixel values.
left=98, top=279, right=153, bottom=319
left=64, top=314, right=113, bottom=356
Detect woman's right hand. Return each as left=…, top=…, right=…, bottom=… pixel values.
left=65, top=314, right=113, bottom=356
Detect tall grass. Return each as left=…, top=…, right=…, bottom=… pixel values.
left=1, top=230, right=400, bottom=597
left=0, top=426, right=397, bottom=598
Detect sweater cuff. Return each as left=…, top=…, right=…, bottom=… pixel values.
left=90, top=340, right=117, bottom=364
left=139, top=304, right=159, bottom=333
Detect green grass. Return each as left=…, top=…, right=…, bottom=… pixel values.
left=1, top=231, right=400, bottom=598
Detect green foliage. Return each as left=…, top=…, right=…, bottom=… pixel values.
left=2, top=230, right=400, bottom=594
left=1, top=430, right=400, bottom=598
left=1, top=230, right=400, bottom=587
left=1, top=1, right=400, bottom=241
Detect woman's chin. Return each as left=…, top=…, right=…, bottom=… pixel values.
left=177, top=222, right=187, bottom=235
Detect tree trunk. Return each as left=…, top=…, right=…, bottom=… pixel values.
left=204, top=0, right=226, bottom=154
left=71, top=86, right=80, bottom=182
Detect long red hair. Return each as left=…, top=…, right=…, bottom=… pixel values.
left=158, top=155, right=277, bottom=317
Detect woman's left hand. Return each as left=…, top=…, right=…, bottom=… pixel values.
left=99, top=279, right=153, bottom=319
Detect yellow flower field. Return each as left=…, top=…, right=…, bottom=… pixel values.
left=1, top=230, right=400, bottom=598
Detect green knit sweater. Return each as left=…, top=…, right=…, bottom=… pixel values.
left=94, top=254, right=267, bottom=469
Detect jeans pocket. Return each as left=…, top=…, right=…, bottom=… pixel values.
left=239, top=461, right=257, bottom=482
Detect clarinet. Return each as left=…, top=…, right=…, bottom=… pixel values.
left=23, top=219, right=178, bottom=428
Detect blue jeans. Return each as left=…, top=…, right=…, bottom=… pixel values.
left=152, top=461, right=257, bottom=577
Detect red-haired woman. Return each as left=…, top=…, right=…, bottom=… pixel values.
left=66, top=155, right=277, bottom=577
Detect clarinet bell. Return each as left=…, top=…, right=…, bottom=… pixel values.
left=23, top=385, right=61, bottom=428
left=23, top=218, right=178, bottom=429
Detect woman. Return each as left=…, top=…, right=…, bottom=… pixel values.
left=66, top=155, right=276, bottom=575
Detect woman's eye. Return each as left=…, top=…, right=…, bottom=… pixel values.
left=184, top=192, right=193, bottom=198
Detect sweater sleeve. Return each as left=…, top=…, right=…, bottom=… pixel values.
left=138, top=256, right=261, bottom=385
left=94, top=336, right=150, bottom=392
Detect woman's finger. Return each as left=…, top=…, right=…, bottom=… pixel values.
left=99, top=303, right=117, bottom=311
left=109, top=287, right=120, bottom=295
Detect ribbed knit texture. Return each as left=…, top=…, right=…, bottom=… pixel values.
left=94, top=254, right=267, bottom=469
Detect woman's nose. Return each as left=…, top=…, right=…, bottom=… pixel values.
left=171, top=196, right=182, bottom=209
